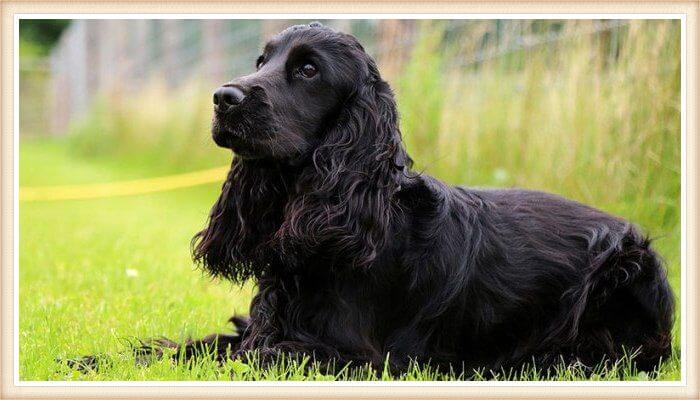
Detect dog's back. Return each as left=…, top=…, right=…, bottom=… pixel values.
left=423, top=183, right=676, bottom=371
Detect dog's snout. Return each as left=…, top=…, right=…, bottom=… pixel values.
left=213, top=86, right=246, bottom=111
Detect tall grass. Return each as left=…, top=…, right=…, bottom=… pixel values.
left=398, top=20, right=680, bottom=232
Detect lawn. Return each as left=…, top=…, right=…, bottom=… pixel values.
left=18, top=138, right=681, bottom=381
left=19, top=139, right=253, bottom=380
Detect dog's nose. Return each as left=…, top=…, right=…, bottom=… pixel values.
left=213, top=86, right=245, bottom=111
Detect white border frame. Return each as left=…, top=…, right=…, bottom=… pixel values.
left=12, top=13, right=688, bottom=388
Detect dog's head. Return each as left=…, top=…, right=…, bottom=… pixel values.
left=211, top=22, right=375, bottom=163
left=195, top=23, right=413, bottom=280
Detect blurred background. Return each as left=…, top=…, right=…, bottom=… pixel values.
left=18, top=19, right=682, bottom=380
left=19, top=19, right=681, bottom=200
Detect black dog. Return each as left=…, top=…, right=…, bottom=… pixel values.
left=189, top=22, right=674, bottom=374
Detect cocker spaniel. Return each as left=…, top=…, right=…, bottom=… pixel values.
left=185, top=22, right=674, bottom=374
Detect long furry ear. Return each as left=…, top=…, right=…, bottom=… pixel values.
left=191, top=160, right=243, bottom=281
left=192, top=159, right=290, bottom=283
left=278, top=62, right=412, bottom=269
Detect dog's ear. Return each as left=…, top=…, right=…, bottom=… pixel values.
left=279, top=61, right=412, bottom=269
left=192, top=160, right=286, bottom=283
left=192, top=161, right=242, bottom=280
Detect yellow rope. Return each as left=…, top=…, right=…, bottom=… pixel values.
left=20, top=165, right=230, bottom=202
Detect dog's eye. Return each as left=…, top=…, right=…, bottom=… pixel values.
left=299, top=63, right=318, bottom=78
left=256, top=56, right=265, bottom=70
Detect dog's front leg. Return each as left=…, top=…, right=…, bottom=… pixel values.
left=236, top=277, right=284, bottom=352
left=234, top=277, right=347, bottom=369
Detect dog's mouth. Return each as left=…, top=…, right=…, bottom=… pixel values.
left=211, top=107, right=273, bottom=159
left=210, top=122, right=241, bottom=149
left=211, top=125, right=262, bottom=159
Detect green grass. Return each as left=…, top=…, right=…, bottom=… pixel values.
left=19, top=20, right=681, bottom=381
left=19, top=139, right=254, bottom=380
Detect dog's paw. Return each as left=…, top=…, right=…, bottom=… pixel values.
left=56, top=354, right=111, bottom=373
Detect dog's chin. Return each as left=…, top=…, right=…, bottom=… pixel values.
left=211, top=124, right=311, bottom=164
left=211, top=128, right=234, bottom=148
left=211, top=128, right=268, bottom=160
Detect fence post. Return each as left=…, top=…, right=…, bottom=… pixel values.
left=161, top=19, right=182, bottom=86
left=131, top=19, right=150, bottom=87
left=49, top=35, right=68, bottom=135
left=201, top=20, right=228, bottom=85
left=376, top=20, right=416, bottom=80
left=85, top=20, right=101, bottom=100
